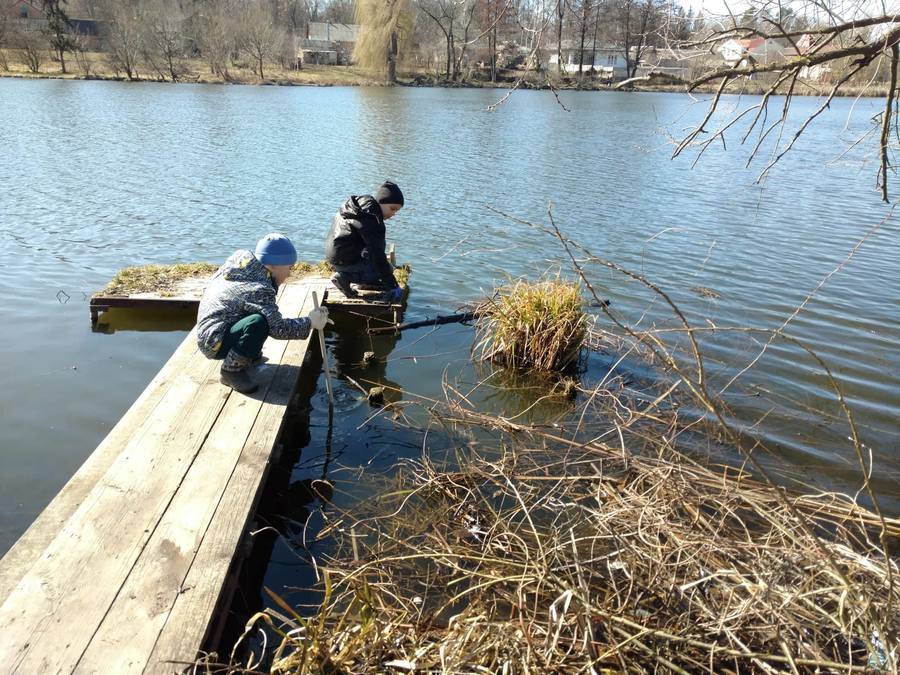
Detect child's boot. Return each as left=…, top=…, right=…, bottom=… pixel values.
left=220, top=351, right=258, bottom=394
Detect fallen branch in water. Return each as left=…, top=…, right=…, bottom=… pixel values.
left=368, top=311, right=476, bottom=334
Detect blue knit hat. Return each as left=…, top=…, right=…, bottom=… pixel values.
left=254, top=233, right=297, bottom=266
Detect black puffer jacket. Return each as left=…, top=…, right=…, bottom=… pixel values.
left=324, top=195, right=398, bottom=289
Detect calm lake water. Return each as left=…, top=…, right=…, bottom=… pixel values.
left=1, top=80, right=897, bottom=597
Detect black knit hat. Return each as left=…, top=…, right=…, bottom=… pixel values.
left=375, top=181, right=404, bottom=206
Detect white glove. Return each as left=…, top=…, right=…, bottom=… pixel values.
left=308, top=307, right=332, bottom=331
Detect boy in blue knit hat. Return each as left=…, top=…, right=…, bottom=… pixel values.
left=197, top=233, right=330, bottom=394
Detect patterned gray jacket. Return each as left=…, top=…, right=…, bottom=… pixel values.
left=196, top=250, right=311, bottom=358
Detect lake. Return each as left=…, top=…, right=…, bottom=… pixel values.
left=1, top=79, right=897, bottom=591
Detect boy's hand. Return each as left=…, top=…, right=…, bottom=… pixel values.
left=308, top=307, right=332, bottom=331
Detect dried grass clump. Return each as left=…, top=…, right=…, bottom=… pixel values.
left=393, top=263, right=411, bottom=287
left=291, top=260, right=334, bottom=278
left=475, top=279, right=587, bottom=372
left=99, top=262, right=218, bottom=297
left=220, top=389, right=898, bottom=673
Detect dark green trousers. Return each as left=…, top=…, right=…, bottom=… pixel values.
left=215, top=313, right=269, bottom=359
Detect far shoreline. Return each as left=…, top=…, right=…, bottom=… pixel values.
left=0, top=65, right=890, bottom=99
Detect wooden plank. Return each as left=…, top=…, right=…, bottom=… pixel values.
left=0, top=354, right=229, bottom=674
left=90, top=297, right=201, bottom=311
left=0, top=331, right=204, bottom=602
left=144, top=282, right=328, bottom=674
left=74, top=283, right=314, bottom=675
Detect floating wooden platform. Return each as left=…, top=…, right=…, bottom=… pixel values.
left=0, top=279, right=328, bottom=674
left=90, top=273, right=405, bottom=326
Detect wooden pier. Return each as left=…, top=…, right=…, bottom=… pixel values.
left=91, top=273, right=405, bottom=326
left=0, top=279, right=329, bottom=674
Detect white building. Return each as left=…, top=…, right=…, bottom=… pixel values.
left=547, top=41, right=629, bottom=79
left=297, top=22, right=361, bottom=66
left=718, top=38, right=787, bottom=68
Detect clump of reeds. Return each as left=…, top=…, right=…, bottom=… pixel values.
left=474, top=279, right=587, bottom=372
left=99, top=262, right=218, bottom=297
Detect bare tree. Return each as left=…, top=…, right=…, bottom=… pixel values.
left=618, top=0, right=660, bottom=79
left=476, top=0, right=507, bottom=82
left=322, top=0, right=354, bottom=23
left=141, top=0, right=185, bottom=81
left=417, top=0, right=455, bottom=79
left=15, top=26, right=46, bottom=73
left=0, top=12, right=10, bottom=71
left=589, top=0, right=600, bottom=79
left=555, top=0, right=563, bottom=75
left=192, top=4, right=239, bottom=80
left=100, top=1, right=143, bottom=79
left=242, top=4, right=284, bottom=79
left=676, top=6, right=900, bottom=202
left=72, top=32, right=93, bottom=75
left=573, top=0, right=592, bottom=76
left=452, top=0, right=476, bottom=79
left=281, top=0, right=312, bottom=34
left=417, top=0, right=474, bottom=80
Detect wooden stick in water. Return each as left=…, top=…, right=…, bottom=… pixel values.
left=367, top=311, right=476, bottom=334
left=312, top=291, right=334, bottom=405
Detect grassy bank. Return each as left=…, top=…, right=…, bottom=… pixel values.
left=2, top=50, right=891, bottom=97
left=0, top=51, right=391, bottom=86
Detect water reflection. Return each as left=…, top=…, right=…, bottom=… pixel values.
left=329, top=316, right=404, bottom=405
left=91, top=307, right=198, bottom=333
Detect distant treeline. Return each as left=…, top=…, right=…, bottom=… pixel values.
left=0, top=0, right=716, bottom=83
left=0, top=0, right=886, bottom=87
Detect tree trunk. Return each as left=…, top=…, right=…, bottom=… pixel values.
left=167, top=52, right=177, bottom=81
left=449, top=23, right=455, bottom=80
left=454, top=3, right=475, bottom=81
left=445, top=31, right=451, bottom=79
left=622, top=1, right=632, bottom=80
left=590, top=2, right=600, bottom=80
left=58, top=47, right=66, bottom=74
left=578, top=11, right=587, bottom=76
left=490, top=24, right=497, bottom=82
left=387, top=29, right=397, bottom=84
left=556, top=0, right=563, bottom=76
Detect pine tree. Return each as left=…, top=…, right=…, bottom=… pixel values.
left=42, top=0, right=75, bottom=74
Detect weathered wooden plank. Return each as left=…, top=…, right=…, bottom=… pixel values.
left=0, top=356, right=229, bottom=674
left=90, top=296, right=201, bottom=311
left=0, top=334, right=202, bottom=602
left=144, top=282, right=328, bottom=674
left=74, top=283, right=313, bottom=675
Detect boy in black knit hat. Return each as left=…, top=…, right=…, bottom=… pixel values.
left=324, top=181, right=404, bottom=301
